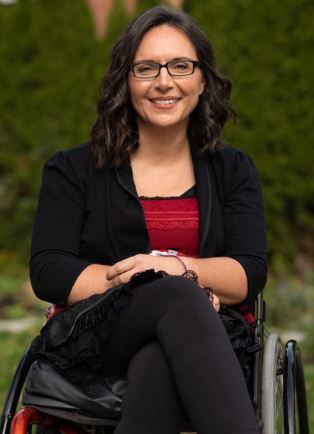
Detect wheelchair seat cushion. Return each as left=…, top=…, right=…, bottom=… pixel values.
left=23, top=359, right=127, bottom=420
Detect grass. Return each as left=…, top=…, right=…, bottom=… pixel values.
left=0, top=328, right=313, bottom=432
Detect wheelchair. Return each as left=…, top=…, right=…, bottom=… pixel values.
left=0, top=293, right=310, bottom=434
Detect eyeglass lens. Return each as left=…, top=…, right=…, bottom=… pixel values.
left=132, top=60, right=196, bottom=78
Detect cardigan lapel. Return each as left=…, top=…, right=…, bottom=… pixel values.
left=115, top=163, right=138, bottom=199
left=114, top=164, right=150, bottom=255
left=192, top=149, right=212, bottom=257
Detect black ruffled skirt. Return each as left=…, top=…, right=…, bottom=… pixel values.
left=29, top=270, right=167, bottom=382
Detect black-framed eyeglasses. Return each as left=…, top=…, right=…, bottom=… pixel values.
left=130, top=59, right=200, bottom=79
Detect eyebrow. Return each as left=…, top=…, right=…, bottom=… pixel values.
left=133, top=56, right=195, bottom=64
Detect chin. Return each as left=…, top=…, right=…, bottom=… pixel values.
left=145, top=116, right=187, bottom=129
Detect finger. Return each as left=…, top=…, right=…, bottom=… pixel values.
left=110, top=269, right=138, bottom=287
left=213, top=297, right=220, bottom=312
left=214, top=302, right=220, bottom=312
left=106, top=257, right=136, bottom=280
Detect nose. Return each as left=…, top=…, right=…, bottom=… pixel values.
left=155, top=66, right=173, bottom=90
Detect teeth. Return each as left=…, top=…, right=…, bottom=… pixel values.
left=153, top=99, right=177, bottom=105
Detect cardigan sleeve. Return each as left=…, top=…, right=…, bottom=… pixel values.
left=29, top=146, right=92, bottom=306
left=221, top=148, right=268, bottom=303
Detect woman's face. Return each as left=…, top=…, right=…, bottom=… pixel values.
left=128, top=25, right=205, bottom=131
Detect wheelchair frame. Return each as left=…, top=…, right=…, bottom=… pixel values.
left=0, top=293, right=310, bottom=434
left=250, top=294, right=309, bottom=434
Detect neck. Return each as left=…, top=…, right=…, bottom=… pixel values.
left=135, top=122, right=190, bottom=164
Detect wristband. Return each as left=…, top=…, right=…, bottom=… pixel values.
left=150, top=249, right=187, bottom=273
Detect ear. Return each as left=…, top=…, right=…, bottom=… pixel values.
left=198, top=75, right=206, bottom=96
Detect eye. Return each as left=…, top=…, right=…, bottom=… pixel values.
left=170, top=60, right=191, bottom=71
left=134, top=62, right=158, bottom=75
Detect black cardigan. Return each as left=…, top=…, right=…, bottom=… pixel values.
left=30, top=142, right=267, bottom=306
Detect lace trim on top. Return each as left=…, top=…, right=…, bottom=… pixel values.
left=140, top=193, right=199, bottom=256
left=139, top=185, right=196, bottom=200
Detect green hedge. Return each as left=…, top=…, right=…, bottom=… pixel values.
left=0, top=0, right=313, bottom=272
left=187, top=0, right=314, bottom=270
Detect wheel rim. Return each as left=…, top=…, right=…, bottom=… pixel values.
left=262, top=333, right=284, bottom=434
left=275, top=354, right=284, bottom=434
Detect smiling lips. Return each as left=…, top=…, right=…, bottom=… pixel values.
left=149, top=97, right=181, bottom=107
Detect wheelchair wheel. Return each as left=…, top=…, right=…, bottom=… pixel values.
left=283, top=340, right=309, bottom=434
left=261, top=333, right=284, bottom=434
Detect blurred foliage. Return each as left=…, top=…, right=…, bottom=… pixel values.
left=186, top=0, right=314, bottom=272
left=0, top=252, right=45, bottom=318
left=0, top=0, right=313, bottom=274
left=264, top=273, right=314, bottom=362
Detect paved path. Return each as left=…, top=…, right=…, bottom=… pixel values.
left=0, top=317, right=40, bottom=333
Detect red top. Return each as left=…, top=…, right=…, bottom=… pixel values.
left=140, top=197, right=200, bottom=257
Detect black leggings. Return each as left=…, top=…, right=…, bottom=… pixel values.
left=100, top=276, right=258, bottom=434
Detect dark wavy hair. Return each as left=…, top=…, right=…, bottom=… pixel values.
left=91, top=5, right=235, bottom=168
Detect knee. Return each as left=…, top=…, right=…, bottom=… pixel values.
left=150, top=276, right=216, bottom=327
left=132, top=274, right=211, bottom=321
left=157, top=275, right=205, bottom=302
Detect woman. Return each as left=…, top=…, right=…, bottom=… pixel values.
left=30, top=6, right=267, bottom=434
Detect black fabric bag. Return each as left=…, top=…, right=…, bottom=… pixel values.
left=23, top=359, right=126, bottom=420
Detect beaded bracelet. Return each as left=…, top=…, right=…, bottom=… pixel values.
left=203, top=287, right=214, bottom=302
left=150, top=250, right=214, bottom=302
left=182, top=270, right=214, bottom=301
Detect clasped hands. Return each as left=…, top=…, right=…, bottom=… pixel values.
left=106, top=253, right=220, bottom=312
